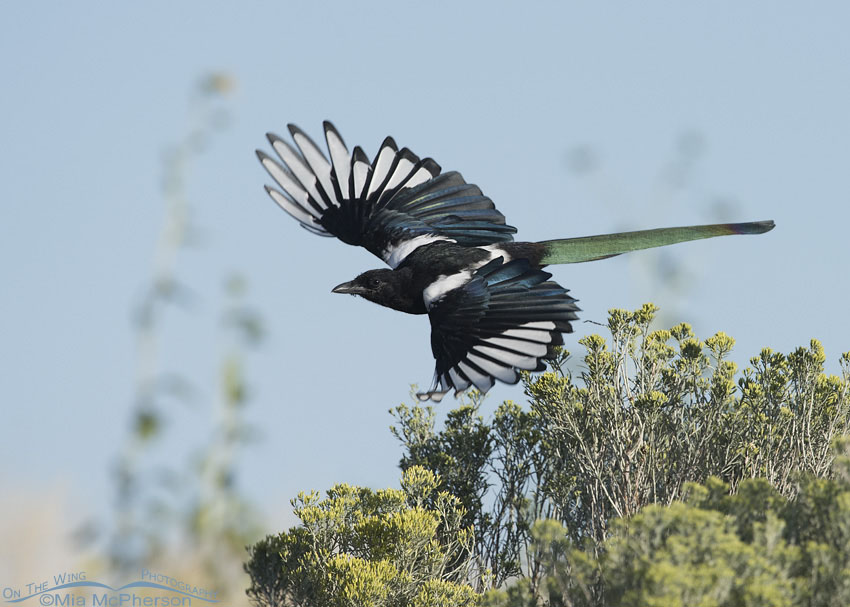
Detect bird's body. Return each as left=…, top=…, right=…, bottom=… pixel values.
left=258, top=122, right=774, bottom=400
left=364, top=240, right=541, bottom=314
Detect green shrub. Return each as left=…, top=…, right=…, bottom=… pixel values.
left=393, top=306, right=849, bottom=602
left=484, top=456, right=850, bottom=606
left=247, top=306, right=850, bottom=606
left=244, top=466, right=481, bottom=606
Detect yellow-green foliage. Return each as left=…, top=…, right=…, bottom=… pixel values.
left=484, top=444, right=850, bottom=607
left=249, top=306, right=850, bottom=607
left=390, top=306, right=850, bottom=597
left=244, top=466, right=480, bottom=607
left=527, top=304, right=850, bottom=545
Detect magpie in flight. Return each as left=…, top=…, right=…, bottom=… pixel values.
left=257, top=122, right=774, bottom=401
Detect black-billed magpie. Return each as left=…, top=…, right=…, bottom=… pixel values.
left=257, top=122, right=774, bottom=401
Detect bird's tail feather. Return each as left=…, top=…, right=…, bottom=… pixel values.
left=538, top=220, right=775, bottom=265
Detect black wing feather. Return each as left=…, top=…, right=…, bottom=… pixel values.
left=420, top=258, right=580, bottom=401
left=258, top=122, right=517, bottom=267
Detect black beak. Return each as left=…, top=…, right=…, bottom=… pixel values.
left=332, top=280, right=366, bottom=295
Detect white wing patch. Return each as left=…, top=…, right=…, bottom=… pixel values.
left=472, top=344, right=541, bottom=370
left=352, top=151, right=370, bottom=199
left=384, top=234, right=454, bottom=269
left=448, top=368, right=468, bottom=391
left=405, top=165, right=436, bottom=189
left=480, top=244, right=512, bottom=263
left=384, top=156, right=416, bottom=191
left=418, top=319, right=561, bottom=400
left=500, top=328, right=554, bottom=342
left=423, top=270, right=473, bottom=308
left=269, top=136, right=329, bottom=211
left=457, top=361, right=495, bottom=392
left=290, top=128, right=334, bottom=203
left=517, top=320, right=557, bottom=331
left=260, top=123, right=445, bottom=266
left=465, top=353, right=519, bottom=383
left=325, top=128, right=350, bottom=192
left=368, top=143, right=397, bottom=197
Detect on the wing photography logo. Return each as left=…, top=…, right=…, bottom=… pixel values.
left=3, top=570, right=218, bottom=607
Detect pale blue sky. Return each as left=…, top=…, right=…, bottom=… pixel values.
left=2, top=2, right=849, bottom=548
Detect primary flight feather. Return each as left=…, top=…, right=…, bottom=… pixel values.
left=258, top=121, right=774, bottom=401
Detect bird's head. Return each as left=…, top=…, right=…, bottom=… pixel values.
left=331, top=267, right=424, bottom=314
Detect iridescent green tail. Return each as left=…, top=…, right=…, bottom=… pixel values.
left=539, top=220, right=775, bottom=265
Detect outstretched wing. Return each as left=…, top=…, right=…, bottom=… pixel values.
left=257, top=122, right=517, bottom=268
left=420, top=258, right=579, bottom=401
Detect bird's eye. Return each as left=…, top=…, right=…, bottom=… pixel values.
left=368, top=277, right=381, bottom=289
